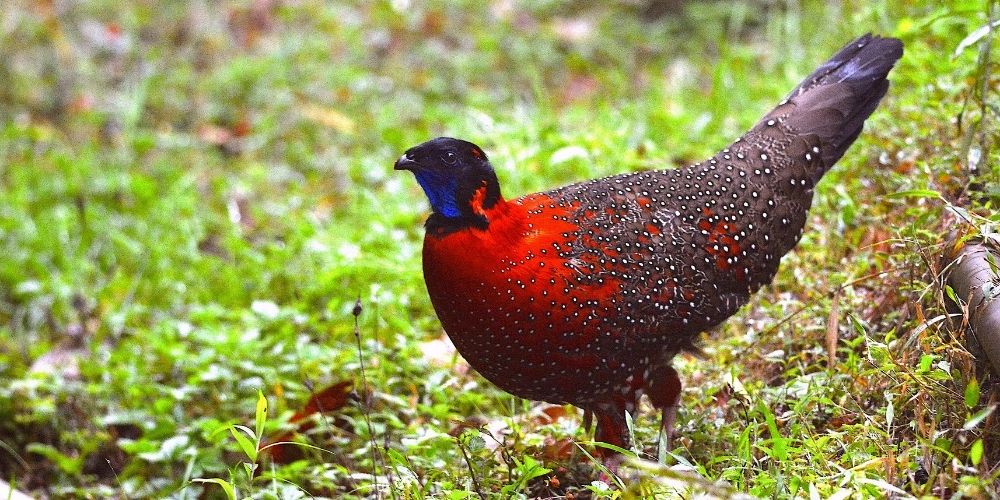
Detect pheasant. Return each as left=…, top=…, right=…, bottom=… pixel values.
left=395, top=34, right=903, bottom=450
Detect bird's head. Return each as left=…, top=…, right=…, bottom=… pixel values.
left=395, top=137, right=503, bottom=232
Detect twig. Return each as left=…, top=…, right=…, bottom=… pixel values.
left=352, top=298, right=395, bottom=500
left=106, top=459, right=127, bottom=499
left=478, top=427, right=516, bottom=483
left=456, top=436, right=487, bottom=500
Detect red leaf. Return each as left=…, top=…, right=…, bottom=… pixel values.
left=260, top=381, right=353, bottom=464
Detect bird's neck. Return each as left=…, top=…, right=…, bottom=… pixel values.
left=425, top=180, right=505, bottom=236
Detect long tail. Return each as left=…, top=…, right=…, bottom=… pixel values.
left=769, top=34, right=904, bottom=175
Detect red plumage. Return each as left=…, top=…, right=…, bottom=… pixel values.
left=398, top=34, right=903, bottom=451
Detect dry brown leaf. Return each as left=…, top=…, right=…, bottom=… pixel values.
left=532, top=404, right=570, bottom=425
left=261, top=381, right=353, bottom=464
left=300, top=104, right=355, bottom=134
left=541, top=436, right=576, bottom=460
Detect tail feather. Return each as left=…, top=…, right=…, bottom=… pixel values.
left=787, top=34, right=903, bottom=99
left=778, top=34, right=903, bottom=170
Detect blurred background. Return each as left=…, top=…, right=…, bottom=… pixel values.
left=0, top=0, right=997, bottom=497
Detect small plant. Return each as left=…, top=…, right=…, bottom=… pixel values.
left=190, top=391, right=268, bottom=500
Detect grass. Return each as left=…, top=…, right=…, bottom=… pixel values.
left=0, top=0, right=998, bottom=497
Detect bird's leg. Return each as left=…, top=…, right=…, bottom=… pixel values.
left=645, top=364, right=681, bottom=461
left=592, top=407, right=628, bottom=452
left=590, top=404, right=629, bottom=477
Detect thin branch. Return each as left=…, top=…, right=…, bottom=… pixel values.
left=353, top=298, right=396, bottom=500
left=456, top=436, right=487, bottom=500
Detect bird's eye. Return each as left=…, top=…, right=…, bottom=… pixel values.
left=443, top=151, right=457, bottom=164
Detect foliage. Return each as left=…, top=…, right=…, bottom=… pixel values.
left=0, top=0, right=997, bottom=497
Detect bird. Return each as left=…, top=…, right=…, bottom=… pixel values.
left=395, top=34, right=903, bottom=452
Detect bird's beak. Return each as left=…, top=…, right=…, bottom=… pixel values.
left=394, top=154, right=418, bottom=171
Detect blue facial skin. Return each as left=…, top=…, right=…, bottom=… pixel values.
left=414, top=169, right=461, bottom=218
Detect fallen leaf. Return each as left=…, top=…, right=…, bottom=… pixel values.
left=532, top=404, right=570, bottom=425
left=300, top=104, right=355, bottom=134
left=291, top=381, right=353, bottom=423
left=541, top=437, right=575, bottom=460
left=261, top=381, right=353, bottom=464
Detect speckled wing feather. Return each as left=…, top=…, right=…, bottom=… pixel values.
left=540, top=34, right=903, bottom=345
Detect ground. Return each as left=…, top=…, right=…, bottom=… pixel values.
left=0, top=0, right=998, bottom=498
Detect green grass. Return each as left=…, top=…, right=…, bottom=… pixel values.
left=0, top=0, right=998, bottom=497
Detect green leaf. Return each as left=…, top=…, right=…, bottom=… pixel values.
left=25, top=443, right=83, bottom=475
left=965, top=377, right=981, bottom=409
left=588, top=440, right=633, bottom=456
left=230, top=425, right=258, bottom=462
left=193, top=478, right=236, bottom=500
left=737, top=425, right=752, bottom=463
left=964, top=405, right=996, bottom=430
left=886, top=189, right=942, bottom=199
left=944, top=285, right=960, bottom=306
left=849, top=314, right=868, bottom=337
left=464, top=432, right=485, bottom=453
left=762, top=403, right=788, bottom=462
left=255, top=390, right=268, bottom=444
left=385, top=447, right=409, bottom=466
left=970, top=439, right=984, bottom=466
left=513, top=455, right=552, bottom=488
left=242, top=461, right=257, bottom=479
left=918, top=354, right=934, bottom=373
